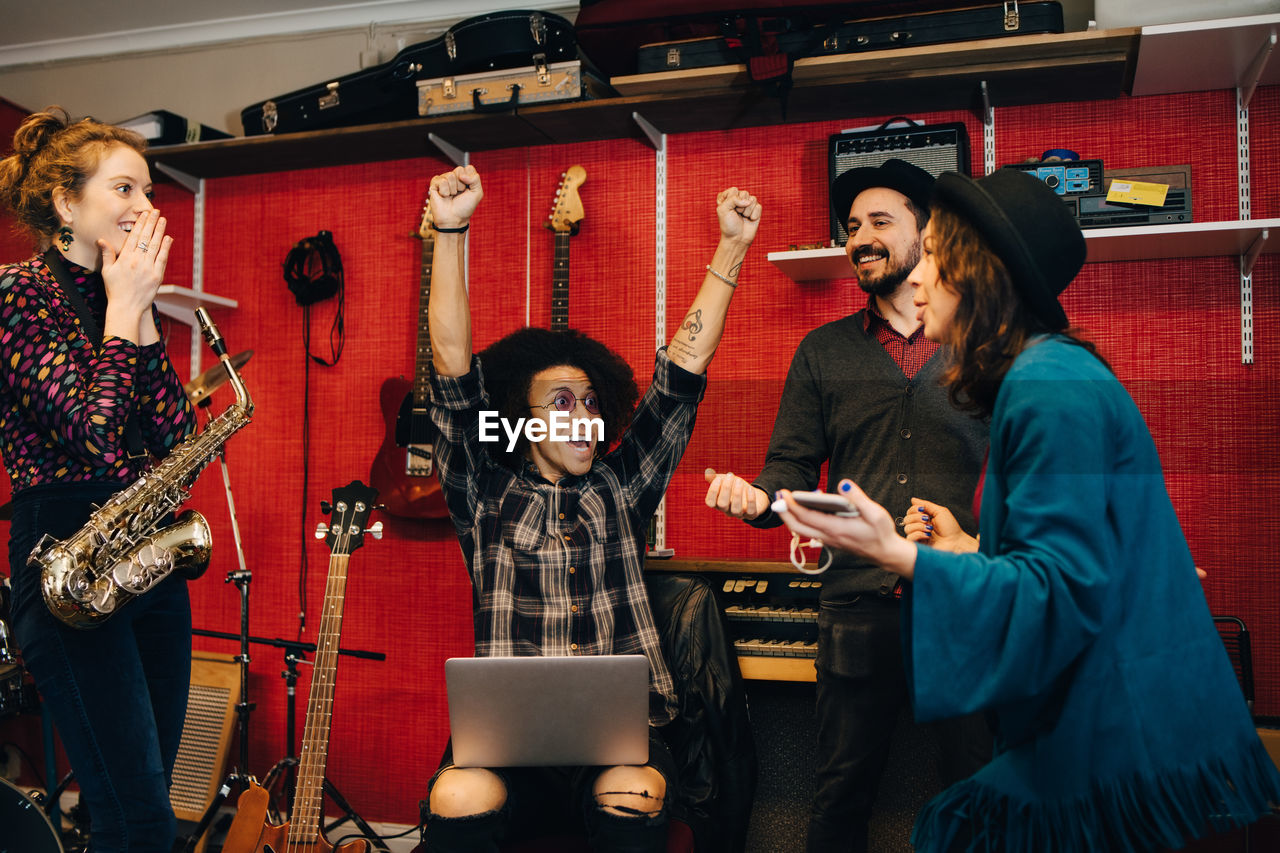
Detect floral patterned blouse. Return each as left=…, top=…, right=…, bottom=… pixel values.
left=0, top=250, right=196, bottom=493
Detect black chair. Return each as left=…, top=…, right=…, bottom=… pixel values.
left=646, top=572, right=758, bottom=853
left=1213, top=616, right=1255, bottom=714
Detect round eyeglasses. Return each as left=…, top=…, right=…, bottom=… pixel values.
left=532, top=389, right=600, bottom=415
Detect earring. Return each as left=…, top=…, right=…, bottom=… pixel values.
left=56, top=226, right=74, bottom=251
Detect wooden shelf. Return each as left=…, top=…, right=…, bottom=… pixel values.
left=645, top=558, right=795, bottom=576
left=156, top=285, right=238, bottom=324
left=1131, top=13, right=1280, bottom=97
left=769, top=219, right=1280, bottom=281
left=145, top=29, right=1137, bottom=179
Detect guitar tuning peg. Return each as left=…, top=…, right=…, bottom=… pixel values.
left=320, top=500, right=333, bottom=515
left=314, top=522, right=329, bottom=540
left=365, top=521, right=384, bottom=540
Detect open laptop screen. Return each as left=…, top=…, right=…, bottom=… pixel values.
left=445, top=654, right=650, bottom=768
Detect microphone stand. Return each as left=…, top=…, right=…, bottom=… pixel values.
left=190, top=630, right=388, bottom=850
left=179, top=400, right=256, bottom=853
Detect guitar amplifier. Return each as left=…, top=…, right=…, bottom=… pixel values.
left=828, top=120, right=970, bottom=245
left=169, top=652, right=238, bottom=853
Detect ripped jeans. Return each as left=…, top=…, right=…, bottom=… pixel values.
left=424, top=726, right=677, bottom=853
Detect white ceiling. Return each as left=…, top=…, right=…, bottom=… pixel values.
left=0, top=0, right=575, bottom=69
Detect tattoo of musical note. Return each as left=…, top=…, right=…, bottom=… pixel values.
left=681, top=309, right=704, bottom=342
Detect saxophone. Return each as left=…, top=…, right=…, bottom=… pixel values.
left=32, top=308, right=254, bottom=629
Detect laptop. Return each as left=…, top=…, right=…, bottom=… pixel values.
left=445, top=654, right=650, bottom=768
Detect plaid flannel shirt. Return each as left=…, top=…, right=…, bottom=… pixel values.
left=430, top=347, right=706, bottom=725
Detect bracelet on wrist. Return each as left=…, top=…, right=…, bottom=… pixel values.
left=431, top=222, right=470, bottom=234
left=705, top=264, right=738, bottom=288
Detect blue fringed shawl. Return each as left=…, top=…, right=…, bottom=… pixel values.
left=904, top=337, right=1280, bottom=852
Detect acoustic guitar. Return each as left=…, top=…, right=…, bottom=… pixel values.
left=546, top=165, right=586, bottom=332
left=220, top=480, right=380, bottom=853
left=369, top=198, right=448, bottom=519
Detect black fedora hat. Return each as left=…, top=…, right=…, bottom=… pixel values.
left=830, top=158, right=935, bottom=224
left=931, top=168, right=1086, bottom=330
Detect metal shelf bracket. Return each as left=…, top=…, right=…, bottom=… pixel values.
left=980, top=80, right=996, bottom=176
left=427, top=133, right=468, bottom=167
left=1242, top=228, right=1269, bottom=278
left=1240, top=28, right=1276, bottom=110
left=641, top=108, right=674, bottom=556
left=154, top=161, right=208, bottom=371
left=632, top=112, right=666, bottom=151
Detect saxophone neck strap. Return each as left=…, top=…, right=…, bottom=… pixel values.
left=43, top=251, right=146, bottom=460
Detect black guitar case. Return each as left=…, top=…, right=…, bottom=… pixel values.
left=241, top=10, right=577, bottom=136
left=634, top=2, right=1065, bottom=75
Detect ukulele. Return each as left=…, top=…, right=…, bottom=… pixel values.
left=546, top=165, right=586, bottom=332
left=220, top=481, right=380, bottom=853
left=369, top=198, right=448, bottom=519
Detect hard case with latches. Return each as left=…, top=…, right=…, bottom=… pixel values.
left=416, top=60, right=591, bottom=116
left=240, top=10, right=577, bottom=135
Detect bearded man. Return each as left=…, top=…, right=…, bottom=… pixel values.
left=703, top=159, right=992, bottom=853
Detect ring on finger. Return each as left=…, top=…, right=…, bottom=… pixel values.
left=137, top=240, right=149, bottom=253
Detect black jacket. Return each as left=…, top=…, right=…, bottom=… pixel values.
left=647, top=572, right=757, bottom=853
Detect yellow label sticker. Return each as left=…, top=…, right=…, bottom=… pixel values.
left=1106, top=180, right=1169, bottom=207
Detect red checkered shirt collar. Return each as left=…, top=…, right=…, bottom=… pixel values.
left=862, top=297, right=938, bottom=380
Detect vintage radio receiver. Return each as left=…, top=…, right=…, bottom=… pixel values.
left=1067, top=188, right=1192, bottom=229
left=1004, top=159, right=1104, bottom=195
left=828, top=120, right=970, bottom=245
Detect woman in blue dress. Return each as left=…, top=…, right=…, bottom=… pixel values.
left=773, top=167, right=1280, bottom=852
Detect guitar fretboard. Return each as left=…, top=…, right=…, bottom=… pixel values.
left=413, top=234, right=435, bottom=406
left=288, top=549, right=352, bottom=842
left=551, top=230, right=571, bottom=333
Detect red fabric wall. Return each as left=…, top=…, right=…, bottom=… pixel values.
left=0, top=86, right=1276, bottom=826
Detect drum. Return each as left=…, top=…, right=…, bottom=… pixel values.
left=0, top=608, right=33, bottom=718
left=0, top=659, right=24, bottom=717
left=0, top=777, right=64, bottom=852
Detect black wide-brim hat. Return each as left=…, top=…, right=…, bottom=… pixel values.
left=931, top=169, right=1086, bottom=331
left=830, top=157, right=935, bottom=224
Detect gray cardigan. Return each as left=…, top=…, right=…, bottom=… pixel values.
left=750, top=310, right=988, bottom=601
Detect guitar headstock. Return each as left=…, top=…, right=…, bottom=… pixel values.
left=418, top=195, right=435, bottom=241
left=319, top=480, right=380, bottom=555
left=547, top=165, right=586, bottom=235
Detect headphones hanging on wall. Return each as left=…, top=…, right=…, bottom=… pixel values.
left=283, top=230, right=343, bottom=306
left=283, top=229, right=346, bottom=367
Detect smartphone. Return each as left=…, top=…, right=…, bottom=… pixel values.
left=771, top=490, right=861, bottom=517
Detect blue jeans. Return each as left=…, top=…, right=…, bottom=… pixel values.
left=9, top=481, right=191, bottom=853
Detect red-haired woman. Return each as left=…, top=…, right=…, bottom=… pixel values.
left=0, top=107, right=196, bottom=852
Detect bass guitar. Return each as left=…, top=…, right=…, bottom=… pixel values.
left=370, top=198, right=448, bottom=519
left=221, top=480, right=380, bottom=853
left=546, top=165, right=586, bottom=332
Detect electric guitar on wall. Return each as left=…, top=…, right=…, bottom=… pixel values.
left=369, top=198, right=449, bottom=519
left=220, top=480, right=380, bottom=853
left=547, top=165, right=586, bottom=332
